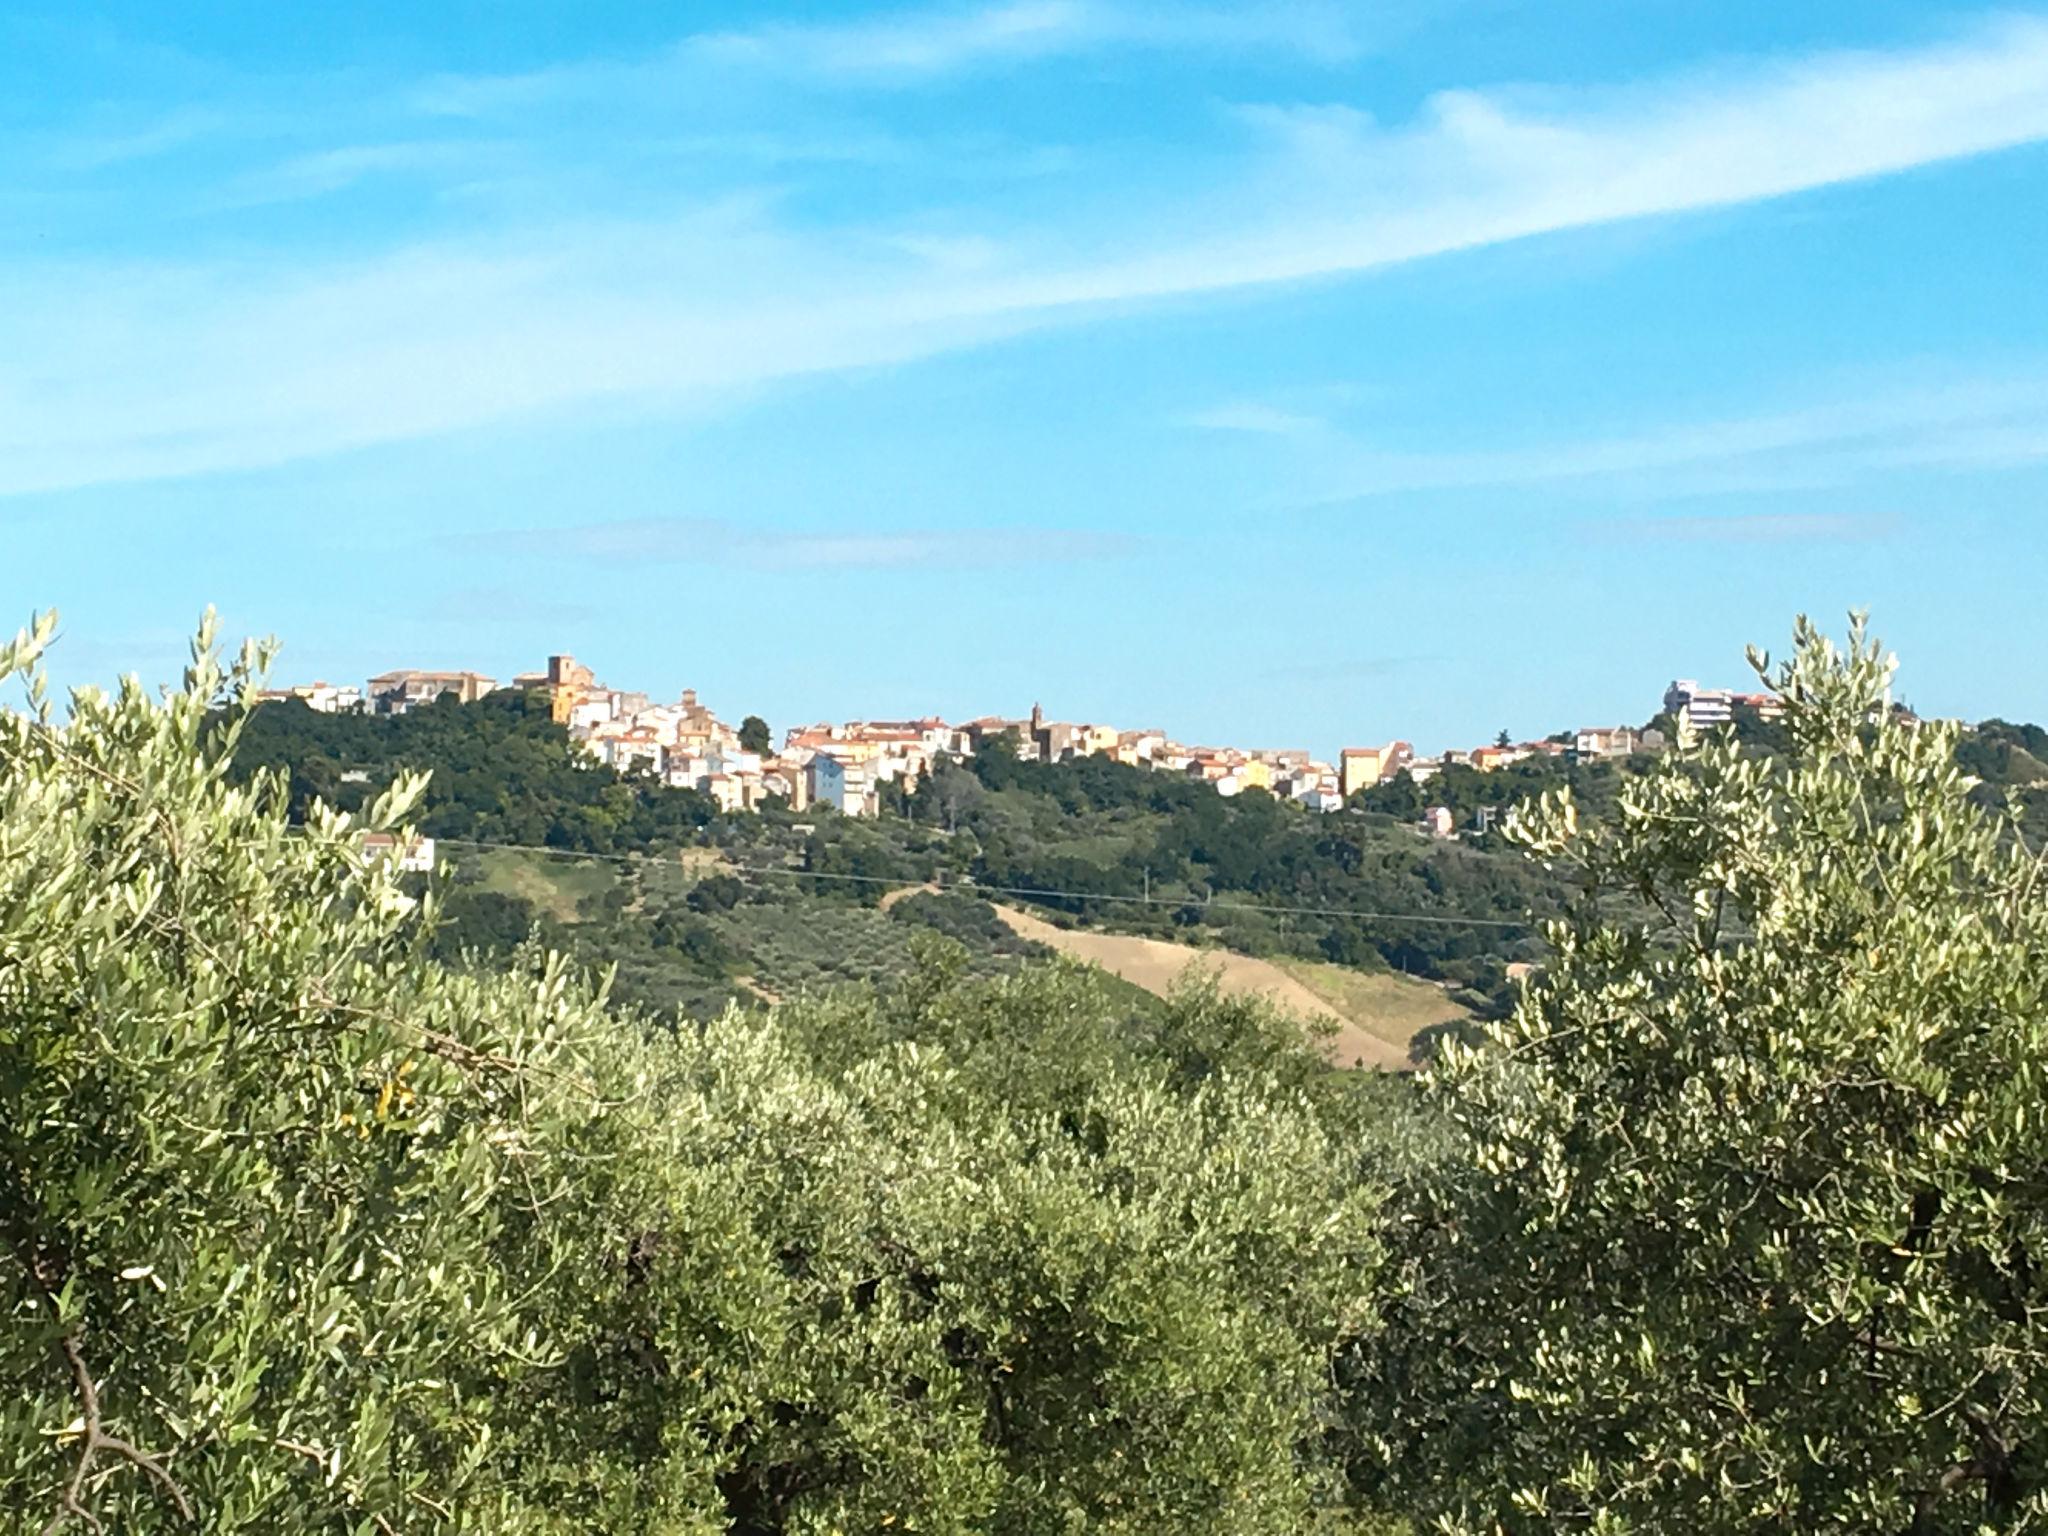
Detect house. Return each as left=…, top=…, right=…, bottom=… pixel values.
left=568, top=696, right=617, bottom=732
left=257, top=681, right=363, bottom=713
left=700, top=773, right=747, bottom=814
left=1574, top=725, right=1640, bottom=759
left=858, top=718, right=956, bottom=758
left=962, top=717, right=1034, bottom=756
left=1302, top=783, right=1346, bottom=814
left=706, top=745, right=764, bottom=778
left=806, top=753, right=875, bottom=816
left=608, top=731, right=664, bottom=776
left=364, top=670, right=495, bottom=714
left=1471, top=743, right=1532, bottom=772
left=1031, top=704, right=1088, bottom=763
left=1076, top=723, right=1121, bottom=758
left=1236, top=759, right=1273, bottom=791
left=1418, top=806, right=1456, bottom=839
left=764, top=762, right=806, bottom=810
left=1114, top=729, right=1167, bottom=765
left=1340, top=741, right=1413, bottom=798
left=361, top=831, right=436, bottom=873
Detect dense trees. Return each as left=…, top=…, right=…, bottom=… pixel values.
left=3, top=613, right=1391, bottom=1533
left=230, top=687, right=715, bottom=852
left=1353, top=618, right=2048, bottom=1532
left=15, top=607, right=2048, bottom=1531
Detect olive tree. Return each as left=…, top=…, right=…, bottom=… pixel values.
left=2, top=611, right=1388, bottom=1533
left=1355, top=617, right=2048, bottom=1532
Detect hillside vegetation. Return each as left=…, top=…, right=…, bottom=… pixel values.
left=232, top=690, right=1578, bottom=1025
left=12, top=611, right=2048, bottom=1531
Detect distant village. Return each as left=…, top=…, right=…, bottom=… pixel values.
left=259, top=658, right=1785, bottom=825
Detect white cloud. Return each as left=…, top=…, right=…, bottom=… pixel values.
left=416, top=0, right=1363, bottom=114
left=214, top=140, right=497, bottom=207
left=1285, top=376, right=2048, bottom=504
left=7, top=14, right=2048, bottom=498
left=1590, top=512, right=1899, bottom=543
left=694, top=1, right=1093, bottom=78
left=492, top=517, right=1138, bottom=568
left=1182, top=402, right=1328, bottom=437
left=40, top=107, right=224, bottom=171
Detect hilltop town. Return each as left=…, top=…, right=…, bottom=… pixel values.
left=257, top=656, right=1786, bottom=820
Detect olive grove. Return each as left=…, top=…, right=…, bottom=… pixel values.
left=0, top=612, right=1387, bottom=1533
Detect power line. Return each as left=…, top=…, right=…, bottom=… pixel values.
left=432, top=836, right=1540, bottom=932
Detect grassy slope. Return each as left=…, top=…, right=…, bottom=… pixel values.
left=1273, top=957, right=1475, bottom=1059
left=992, top=905, right=1468, bottom=1070
left=470, top=846, right=616, bottom=921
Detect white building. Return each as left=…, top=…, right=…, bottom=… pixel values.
left=260, top=681, right=363, bottom=714
left=806, top=753, right=875, bottom=816
left=361, top=832, right=436, bottom=873
left=1664, top=680, right=1734, bottom=729
left=1575, top=726, right=1640, bottom=758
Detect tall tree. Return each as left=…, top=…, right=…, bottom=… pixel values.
left=1355, top=616, right=2048, bottom=1533
left=737, top=714, right=771, bottom=756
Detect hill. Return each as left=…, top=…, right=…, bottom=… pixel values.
left=993, top=903, right=1468, bottom=1069
left=232, top=692, right=2048, bottom=1043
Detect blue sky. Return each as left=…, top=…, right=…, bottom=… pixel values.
left=4, top=1, right=2046, bottom=753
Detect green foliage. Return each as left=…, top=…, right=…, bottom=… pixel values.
left=886, top=889, right=1041, bottom=959
left=927, top=745, right=1558, bottom=1005
left=1354, top=616, right=2048, bottom=1533
left=3, top=612, right=1390, bottom=1533
left=737, top=715, right=772, bottom=756
left=230, top=688, right=714, bottom=852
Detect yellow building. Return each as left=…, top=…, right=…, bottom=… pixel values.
left=1339, top=741, right=1413, bottom=799
left=1078, top=723, right=1120, bottom=757
left=1237, top=759, right=1272, bottom=790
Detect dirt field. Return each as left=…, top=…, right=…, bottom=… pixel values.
left=994, top=906, right=1466, bottom=1070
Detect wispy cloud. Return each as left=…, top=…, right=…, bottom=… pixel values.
left=694, top=2, right=1098, bottom=79
left=1289, top=376, right=2048, bottom=504
left=1182, top=402, right=1328, bottom=438
left=8, top=15, right=2048, bottom=497
left=214, top=140, right=500, bottom=208
left=491, top=517, right=1139, bottom=569
left=42, top=107, right=224, bottom=171
left=417, top=0, right=1365, bottom=112
left=1587, top=511, right=1902, bottom=544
